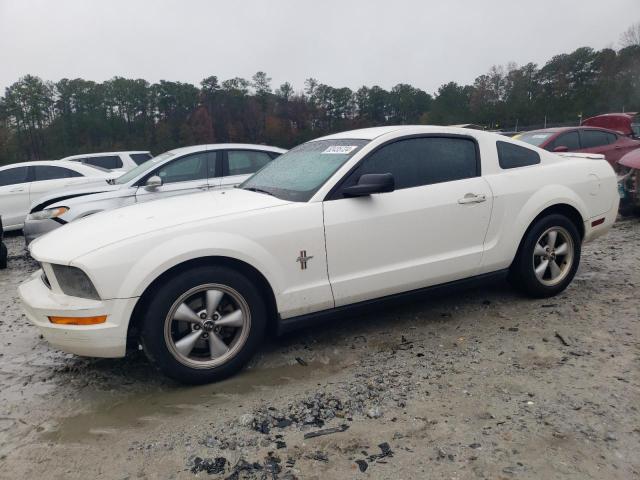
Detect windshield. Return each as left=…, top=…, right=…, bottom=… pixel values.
left=515, top=131, right=555, bottom=146
left=114, top=151, right=175, bottom=184
left=240, top=139, right=369, bottom=202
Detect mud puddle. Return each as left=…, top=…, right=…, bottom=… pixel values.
left=40, top=357, right=347, bottom=444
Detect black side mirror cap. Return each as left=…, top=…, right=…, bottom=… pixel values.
left=342, top=173, right=395, bottom=197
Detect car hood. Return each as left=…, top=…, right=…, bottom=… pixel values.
left=30, top=181, right=123, bottom=212
left=29, top=188, right=291, bottom=263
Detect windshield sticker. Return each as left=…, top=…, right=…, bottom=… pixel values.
left=322, top=145, right=358, bottom=154
left=532, top=134, right=550, bottom=139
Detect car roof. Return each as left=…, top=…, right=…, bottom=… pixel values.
left=314, top=126, right=407, bottom=141
left=314, top=125, right=490, bottom=141
left=520, top=126, right=619, bottom=135
left=60, top=151, right=150, bottom=161
left=0, top=159, right=105, bottom=170
left=165, top=144, right=287, bottom=156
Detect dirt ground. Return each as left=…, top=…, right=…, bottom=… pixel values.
left=0, top=219, right=638, bottom=480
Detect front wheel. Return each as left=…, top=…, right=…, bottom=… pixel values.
left=510, top=214, right=581, bottom=298
left=140, top=266, right=267, bottom=384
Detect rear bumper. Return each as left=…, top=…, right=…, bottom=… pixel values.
left=18, top=270, right=138, bottom=357
left=23, top=218, right=60, bottom=246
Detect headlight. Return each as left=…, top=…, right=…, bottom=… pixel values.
left=51, top=264, right=100, bottom=300
left=27, top=207, right=69, bottom=221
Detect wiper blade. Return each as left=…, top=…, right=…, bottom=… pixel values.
left=242, top=187, right=274, bottom=197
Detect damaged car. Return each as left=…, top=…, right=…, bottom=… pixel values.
left=618, top=148, right=640, bottom=216
left=19, top=126, right=619, bottom=384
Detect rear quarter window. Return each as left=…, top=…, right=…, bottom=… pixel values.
left=85, top=155, right=123, bottom=169
left=130, top=153, right=152, bottom=165
left=497, top=141, right=541, bottom=169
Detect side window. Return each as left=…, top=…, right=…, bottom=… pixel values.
left=497, top=141, right=541, bottom=169
left=605, top=132, right=617, bottom=144
left=130, top=153, right=152, bottom=165
left=0, top=166, right=30, bottom=187
left=226, top=150, right=273, bottom=176
left=581, top=130, right=612, bottom=149
left=550, top=131, right=580, bottom=151
left=84, top=155, right=123, bottom=169
left=33, top=165, right=82, bottom=181
left=345, top=137, right=478, bottom=191
left=153, top=152, right=208, bottom=184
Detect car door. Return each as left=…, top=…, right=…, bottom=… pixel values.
left=323, top=135, right=493, bottom=307
left=135, top=150, right=212, bottom=203
left=216, top=149, right=275, bottom=189
left=30, top=165, right=88, bottom=201
left=0, top=166, right=31, bottom=228
left=578, top=129, right=617, bottom=164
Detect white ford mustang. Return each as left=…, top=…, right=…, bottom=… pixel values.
left=19, top=126, right=618, bottom=383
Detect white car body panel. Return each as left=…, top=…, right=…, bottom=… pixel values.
left=20, top=126, right=619, bottom=359
left=323, top=176, right=493, bottom=306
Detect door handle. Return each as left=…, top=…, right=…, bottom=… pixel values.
left=458, top=193, right=487, bottom=204
left=10, top=188, right=24, bottom=192
left=197, top=185, right=209, bottom=190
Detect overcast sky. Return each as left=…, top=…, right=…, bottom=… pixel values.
left=1, top=0, right=638, bottom=95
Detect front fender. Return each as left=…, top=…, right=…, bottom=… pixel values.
left=73, top=230, right=283, bottom=303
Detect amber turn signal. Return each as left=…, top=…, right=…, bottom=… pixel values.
left=48, top=315, right=107, bottom=325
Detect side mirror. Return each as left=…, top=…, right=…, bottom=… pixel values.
left=342, top=173, right=395, bottom=197
left=145, top=175, right=163, bottom=190
left=553, top=145, right=569, bottom=153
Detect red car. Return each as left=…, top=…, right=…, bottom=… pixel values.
left=514, top=126, right=640, bottom=169
left=582, top=112, right=639, bottom=138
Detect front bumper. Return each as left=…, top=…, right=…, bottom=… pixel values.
left=18, top=270, right=138, bottom=357
left=23, top=218, right=61, bottom=247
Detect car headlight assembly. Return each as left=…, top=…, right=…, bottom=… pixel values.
left=51, top=264, right=101, bottom=300
left=27, top=207, right=69, bottom=221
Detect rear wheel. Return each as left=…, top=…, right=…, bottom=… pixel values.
left=140, top=266, right=267, bottom=384
left=510, top=214, right=581, bottom=298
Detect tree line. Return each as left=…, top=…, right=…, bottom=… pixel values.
left=1, top=43, right=639, bottom=165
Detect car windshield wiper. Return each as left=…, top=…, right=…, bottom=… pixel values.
left=241, top=187, right=275, bottom=197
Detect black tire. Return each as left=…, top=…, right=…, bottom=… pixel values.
left=510, top=214, right=581, bottom=298
left=0, top=243, right=7, bottom=269
left=140, top=265, right=267, bottom=384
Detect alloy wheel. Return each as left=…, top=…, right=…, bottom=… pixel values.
left=164, top=284, right=251, bottom=369
left=532, top=226, right=574, bottom=287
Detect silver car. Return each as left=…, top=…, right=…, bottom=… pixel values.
left=24, top=144, right=285, bottom=245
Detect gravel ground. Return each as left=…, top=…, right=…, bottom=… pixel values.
left=0, top=219, right=638, bottom=479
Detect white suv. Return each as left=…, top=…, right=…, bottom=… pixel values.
left=60, top=151, right=152, bottom=172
